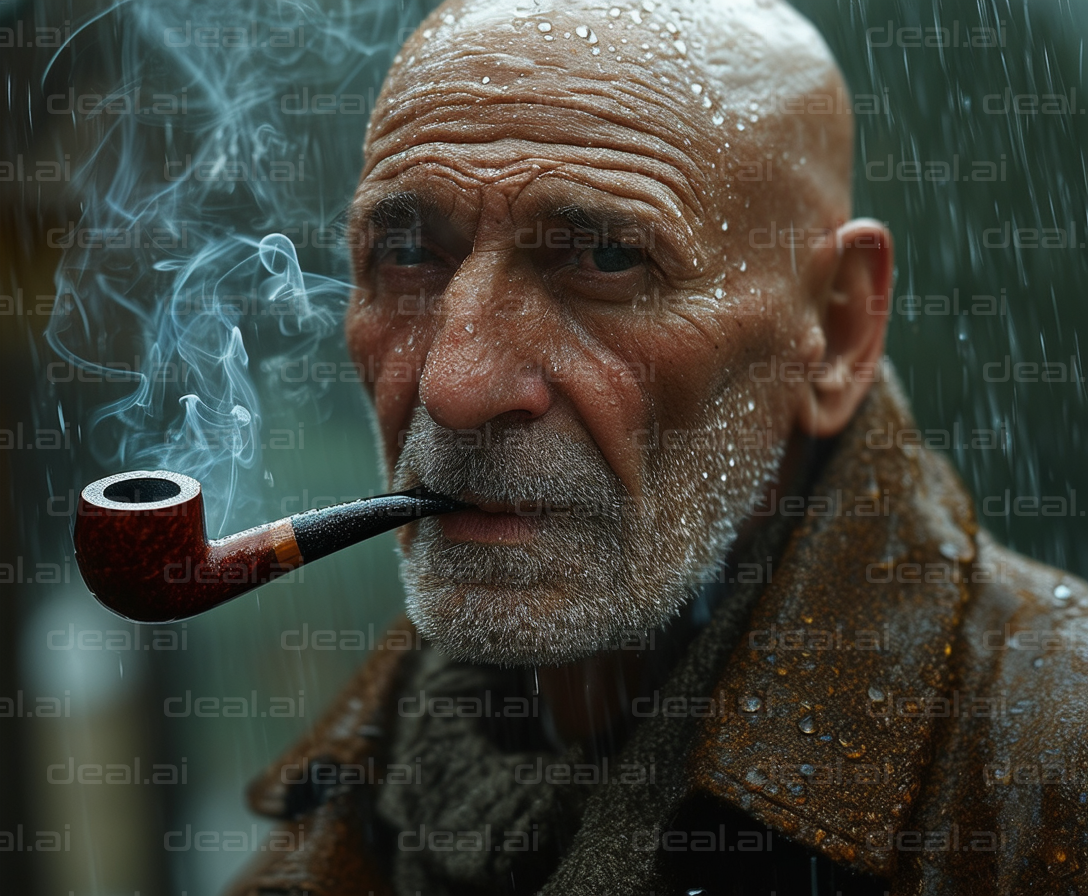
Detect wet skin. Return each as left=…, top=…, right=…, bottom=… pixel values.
left=345, top=0, right=894, bottom=741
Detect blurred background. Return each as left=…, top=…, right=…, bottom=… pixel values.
left=1, top=0, right=1086, bottom=893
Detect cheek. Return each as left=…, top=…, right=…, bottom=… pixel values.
left=623, top=291, right=806, bottom=450
left=345, top=295, right=430, bottom=462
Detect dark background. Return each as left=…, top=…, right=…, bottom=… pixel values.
left=2, top=0, right=1086, bottom=893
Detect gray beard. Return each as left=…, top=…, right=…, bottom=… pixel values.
left=392, top=393, right=786, bottom=666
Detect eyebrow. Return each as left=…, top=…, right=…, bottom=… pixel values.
left=351, top=190, right=440, bottom=233
left=548, top=204, right=640, bottom=232
left=543, top=204, right=655, bottom=253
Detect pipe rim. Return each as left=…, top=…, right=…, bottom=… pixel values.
left=80, top=470, right=200, bottom=510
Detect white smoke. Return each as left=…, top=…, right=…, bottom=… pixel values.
left=45, top=0, right=429, bottom=533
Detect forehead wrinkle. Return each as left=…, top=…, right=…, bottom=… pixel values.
left=365, top=106, right=709, bottom=222
left=366, top=38, right=723, bottom=219
left=364, top=144, right=697, bottom=234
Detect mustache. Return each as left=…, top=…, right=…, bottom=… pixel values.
left=392, top=406, right=626, bottom=517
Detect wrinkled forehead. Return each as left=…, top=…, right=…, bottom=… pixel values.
left=363, top=2, right=774, bottom=201
left=361, top=0, right=849, bottom=231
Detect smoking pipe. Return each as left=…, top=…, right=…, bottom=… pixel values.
left=73, top=470, right=465, bottom=623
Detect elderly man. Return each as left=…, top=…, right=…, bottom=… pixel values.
left=228, top=0, right=1088, bottom=893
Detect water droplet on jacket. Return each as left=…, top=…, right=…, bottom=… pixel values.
left=744, top=767, right=769, bottom=788
left=464, top=322, right=475, bottom=334
left=797, top=715, right=816, bottom=734
left=868, top=686, right=885, bottom=702
left=739, top=260, right=747, bottom=272
left=1033, top=657, right=1044, bottom=668
left=740, top=695, right=762, bottom=713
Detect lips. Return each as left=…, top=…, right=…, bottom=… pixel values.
left=429, top=492, right=561, bottom=544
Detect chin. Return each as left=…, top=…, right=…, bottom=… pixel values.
left=400, top=566, right=691, bottom=668
left=399, top=526, right=700, bottom=668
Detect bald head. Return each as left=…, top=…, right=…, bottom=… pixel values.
left=365, top=0, right=854, bottom=242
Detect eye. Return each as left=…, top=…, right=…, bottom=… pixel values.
left=389, top=244, right=438, bottom=266
left=581, top=244, right=643, bottom=273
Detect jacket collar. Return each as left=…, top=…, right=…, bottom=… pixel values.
left=688, top=369, right=979, bottom=878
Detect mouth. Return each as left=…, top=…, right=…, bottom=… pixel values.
left=425, top=491, right=566, bottom=545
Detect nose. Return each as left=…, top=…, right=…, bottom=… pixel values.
left=418, top=250, right=554, bottom=432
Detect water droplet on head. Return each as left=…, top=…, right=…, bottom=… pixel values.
left=797, top=715, right=816, bottom=735
left=1054, top=584, right=1072, bottom=601
left=576, top=25, right=589, bottom=38
left=537, top=21, right=552, bottom=32
left=720, top=220, right=729, bottom=231
left=712, top=113, right=725, bottom=126
left=691, top=83, right=703, bottom=95
left=481, top=76, right=491, bottom=84
left=747, top=399, right=755, bottom=411
left=867, top=686, right=885, bottom=702
left=464, top=322, right=475, bottom=334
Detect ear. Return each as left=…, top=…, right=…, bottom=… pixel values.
left=795, top=218, right=894, bottom=439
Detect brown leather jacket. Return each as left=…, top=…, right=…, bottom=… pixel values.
left=225, top=376, right=1088, bottom=895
